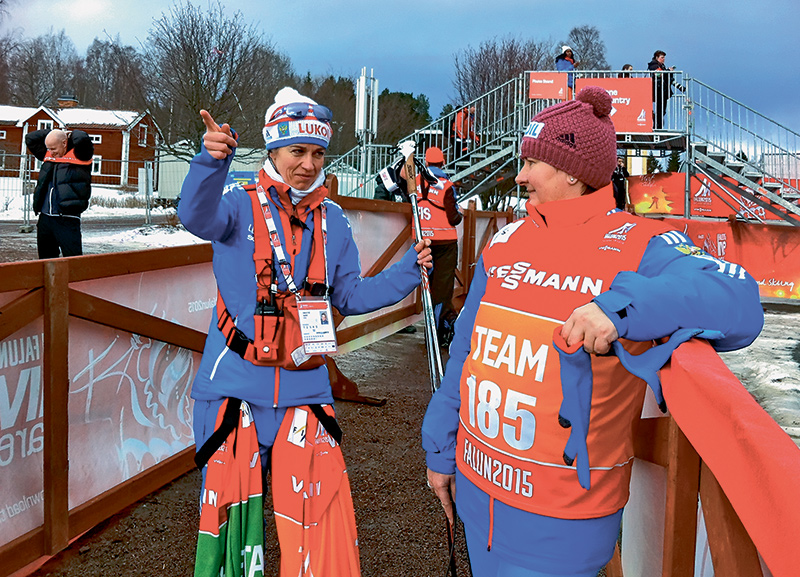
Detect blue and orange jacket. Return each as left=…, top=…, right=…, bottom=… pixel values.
left=178, top=144, right=424, bottom=408
left=422, top=187, right=763, bottom=565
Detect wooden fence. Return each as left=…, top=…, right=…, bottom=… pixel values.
left=1, top=190, right=796, bottom=577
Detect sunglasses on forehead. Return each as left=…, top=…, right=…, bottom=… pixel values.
left=270, top=102, right=333, bottom=123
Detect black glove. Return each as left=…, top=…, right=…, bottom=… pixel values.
left=376, top=156, right=407, bottom=195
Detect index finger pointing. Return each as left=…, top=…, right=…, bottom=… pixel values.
left=200, top=109, right=220, bottom=133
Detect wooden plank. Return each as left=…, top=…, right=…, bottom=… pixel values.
left=336, top=303, right=418, bottom=345
left=68, top=289, right=207, bottom=353
left=68, top=449, right=196, bottom=539
left=699, top=462, right=763, bottom=577
left=0, top=289, right=43, bottom=341
left=363, top=228, right=409, bottom=278
left=0, top=260, right=44, bottom=292
left=463, top=202, right=477, bottom=289
left=42, top=260, right=70, bottom=555
left=632, top=416, right=671, bottom=467
left=0, top=527, right=45, bottom=577
left=661, top=417, right=700, bottom=577
left=66, top=244, right=212, bottom=282
left=476, top=214, right=498, bottom=255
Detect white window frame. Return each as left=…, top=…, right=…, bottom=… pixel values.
left=90, top=134, right=102, bottom=144
left=0, top=150, right=5, bottom=169
left=0, top=130, right=6, bottom=139
left=92, top=155, right=102, bottom=175
left=38, top=120, right=54, bottom=131
left=138, top=124, right=148, bottom=147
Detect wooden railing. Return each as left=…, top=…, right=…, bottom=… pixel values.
left=0, top=195, right=512, bottom=577
left=3, top=197, right=795, bottom=577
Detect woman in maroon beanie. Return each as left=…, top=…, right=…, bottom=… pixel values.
left=421, top=86, right=763, bottom=576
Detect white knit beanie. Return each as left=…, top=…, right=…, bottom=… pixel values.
left=262, top=87, right=332, bottom=150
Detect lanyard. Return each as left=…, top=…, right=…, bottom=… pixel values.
left=255, top=184, right=328, bottom=294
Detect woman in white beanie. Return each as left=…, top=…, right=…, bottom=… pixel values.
left=179, top=87, right=431, bottom=576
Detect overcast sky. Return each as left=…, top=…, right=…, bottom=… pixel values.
left=4, top=0, right=799, bottom=130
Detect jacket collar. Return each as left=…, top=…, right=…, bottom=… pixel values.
left=527, top=185, right=615, bottom=228
left=258, top=169, right=327, bottom=217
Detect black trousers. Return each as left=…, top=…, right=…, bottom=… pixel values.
left=430, top=241, right=459, bottom=329
left=37, top=213, right=83, bottom=258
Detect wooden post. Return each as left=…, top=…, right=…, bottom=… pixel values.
left=661, top=417, right=700, bottom=576
left=699, top=462, right=764, bottom=577
left=42, top=260, right=70, bottom=554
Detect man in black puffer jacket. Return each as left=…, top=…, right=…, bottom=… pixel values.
left=25, top=128, right=94, bottom=258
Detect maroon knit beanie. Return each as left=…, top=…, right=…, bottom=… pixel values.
left=519, top=86, right=617, bottom=190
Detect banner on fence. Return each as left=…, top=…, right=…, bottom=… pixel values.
left=528, top=72, right=569, bottom=100
left=575, top=77, right=653, bottom=132
left=0, top=264, right=217, bottom=545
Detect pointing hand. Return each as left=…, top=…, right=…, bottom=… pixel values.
left=200, top=109, right=237, bottom=160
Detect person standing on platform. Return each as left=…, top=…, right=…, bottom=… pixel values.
left=453, top=105, right=478, bottom=153
left=375, top=146, right=463, bottom=345
left=648, top=50, right=684, bottom=130
left=556, top=46, right=580, bottom=96
left=421, top=86, right=763, bottom=577
left=25, top=128, right=94, bottom=258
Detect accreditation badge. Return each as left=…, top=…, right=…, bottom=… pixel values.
left=297, top=295, right=338, bottom=355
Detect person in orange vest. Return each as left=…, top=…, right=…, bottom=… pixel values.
left=179, top=86, right=432, bottom=577
left=453, top=105, right=478, bottom=153
left=422, top=86, right=763, bottom=576
left=25, top=128, right=94, bottom=258
left=419, top=146, right=462, bottom=346
left=375, top=146, right=463, bottom=344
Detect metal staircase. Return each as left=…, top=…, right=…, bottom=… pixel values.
left=684, top=79, right=800, bottom=225
left=326, top=72, right=800, bottom=223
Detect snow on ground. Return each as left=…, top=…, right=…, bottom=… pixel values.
left=1, top=183, right=205, bottom=248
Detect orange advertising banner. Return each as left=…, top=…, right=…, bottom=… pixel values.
left=628, top=173, right=686, bottom=215
left=529, top=72, right=569, bottom=100
left=575, top=77, right=653, bottom=133
left=673, top=218, right=800, bottom=300
left=628, top=172, right=785, bottom=221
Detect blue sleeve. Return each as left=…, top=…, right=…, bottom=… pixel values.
left=593, top=231, right=764, bottom=352
left=421, top=257, right=487, bottom=474
left=556, top=59, right=574, bottom=72
left=177, top=144, right=238, bottom=242
left=328, top=206, right=422, bottom=316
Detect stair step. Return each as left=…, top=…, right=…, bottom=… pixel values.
left=726, top=161, right=744, bottom=173
left=692, top=143, right=708, bottom=155
left=743, top=171, right=762, bottom=182
left=708, top=152, right=726, bottom=163
left=763, top=182, right=782, bottom=192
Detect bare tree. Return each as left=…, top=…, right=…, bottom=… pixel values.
left=0, top=30, right=19, bottom=104
left=6, top=29, right=81, bottom=106
left=561, top=25, right=610, bottom=71
left=140, top=1, right=295, bottom=158
left=0, top=0, right=18, bottom=22
left=74, top=37, right=145, bottom=110
left=452, top=35, right=552, bottom=103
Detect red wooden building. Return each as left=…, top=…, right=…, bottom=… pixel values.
left=0, top=98, right=158, bottom=189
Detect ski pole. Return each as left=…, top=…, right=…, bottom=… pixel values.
left=400, top=142, right=444, bottom=392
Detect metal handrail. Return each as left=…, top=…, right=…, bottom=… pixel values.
left=687, top=79, right=800, bottom=197
left=327, top=70, right=799, bottom=208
